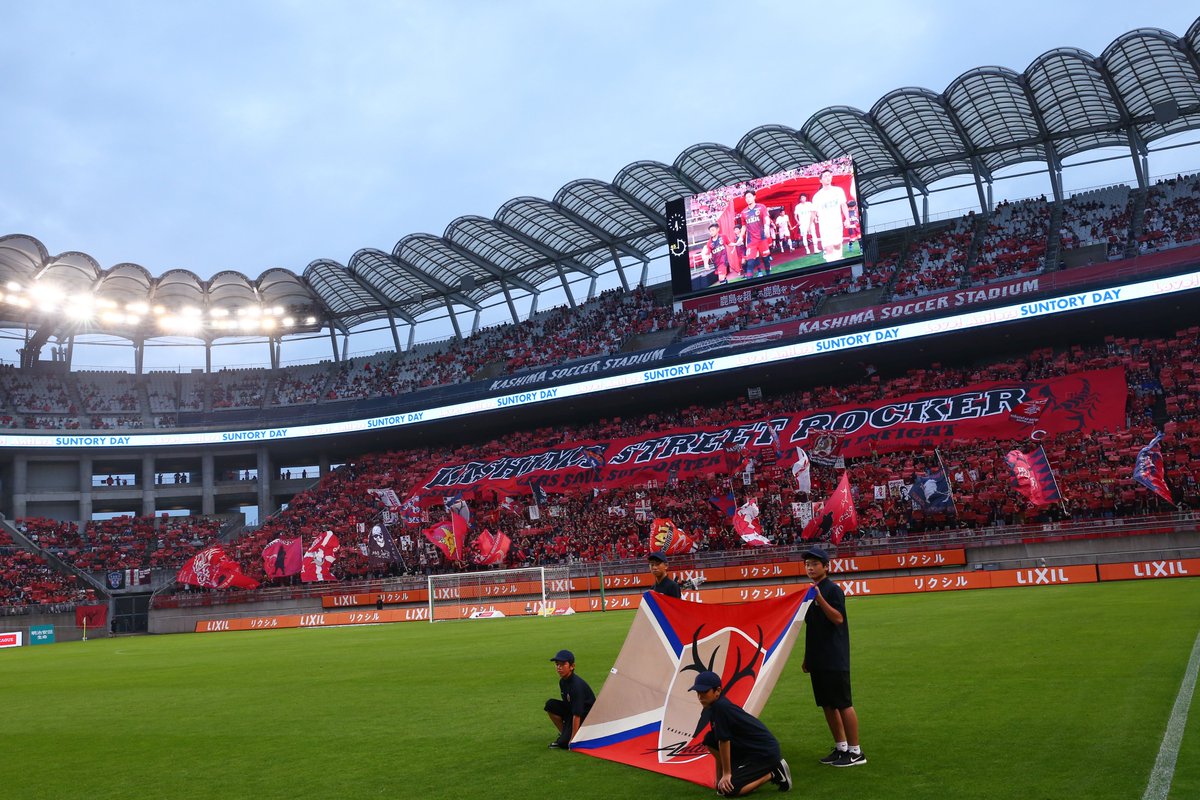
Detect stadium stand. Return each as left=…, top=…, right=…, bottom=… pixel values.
left=167, top=325, right=1199, bottom=588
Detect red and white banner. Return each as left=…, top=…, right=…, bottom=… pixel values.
left=473, top=530, right=511, bottom=566
left=409, top=367, right=1125, bottom=498
left=178, top=546, right=259, bottom=590
left=650, top=517, right=697, bottom=555
left=301, top=532, right=339, bottom=582
left=573, top=591, right=811, bottom=787
left=732, top=500, right=771, bottom=547
left=803, top=473, right=858, bottom=544
left=0, top=631, right=23, bottom=648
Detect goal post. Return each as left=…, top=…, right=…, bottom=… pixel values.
left=427, top=566, right=572, bottom=621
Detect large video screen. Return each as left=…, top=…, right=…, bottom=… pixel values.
left=666, top=155, right=862, bottom=297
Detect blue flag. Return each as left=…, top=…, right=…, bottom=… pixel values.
left=910, top=470, right=954, bottom=512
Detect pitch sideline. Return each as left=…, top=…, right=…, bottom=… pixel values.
left=1143, top=622, right=1200, bottom=800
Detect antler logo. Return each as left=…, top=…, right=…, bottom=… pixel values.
left=643, top=624, right=766, bottom=763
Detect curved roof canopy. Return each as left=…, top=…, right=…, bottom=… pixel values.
left=2, top=18, right=1198, bottom=343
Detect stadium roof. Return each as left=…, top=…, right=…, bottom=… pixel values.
left=2, top=18, right=1199, bottom=347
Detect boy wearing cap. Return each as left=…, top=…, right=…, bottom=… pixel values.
left=801, top=547, right=865, bottom=767
left=690, top=670, right=791, bottom=795
left=545, top=649, right=595, bottom=749
left=648, top=551, right=682, bottom=598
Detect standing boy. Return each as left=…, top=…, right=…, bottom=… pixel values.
left=648, top=551, right=682, bottom=598
left=801, top=546, right=865, bottom=766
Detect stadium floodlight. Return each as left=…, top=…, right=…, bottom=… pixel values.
left=282, top=316, right=295, bottom=327
left=261, top=318, right=276, bottom=331
left=125, top=314, right=141, bottom=326
left=304, top=315, right=316, bottom=325
left=100, top=310, right=123, bottom=324
left=128, top=301, right=149, bottom=315
left=427, top=566, right=572, bottom=622
left=5, top=281, right=19, bottom=292
left=271, top=305, right=284, bottom=316
left=211, top=307, right=229, bottom=318
left=182, top=305, right=202, bottom=317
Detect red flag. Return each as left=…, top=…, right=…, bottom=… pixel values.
left=178, top=545, right=259, bottom=590
left=424, top=521, right=465, bottom=562
left=1008, top=397, right=1049, bottom=426
left=75, top=604, right=107, bottom=629
left=301, top=531, right=339, bottom=582
left=732, top=500, right=772, bottom=547
left=473, top=529, right=511, bottom=566
left=1006, top=447, right=1063, bottom=506
left=802, top=473, right=857, bottom=544
left=649, top=517, right=696, bottom=555
left=262, top=538, right=303, bottom=579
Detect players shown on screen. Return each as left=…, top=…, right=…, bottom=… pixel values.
left=677, top=156, right=862, bottom=292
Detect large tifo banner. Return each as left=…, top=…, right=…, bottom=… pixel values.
left=412, top=367, right=1126, bottom=496
left=572, top=591, right=811, bottom=787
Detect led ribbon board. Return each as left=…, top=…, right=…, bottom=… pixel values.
left=1, top=270, right=1195, bottom=449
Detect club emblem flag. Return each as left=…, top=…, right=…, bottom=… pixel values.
left=649, top=517, right=696, bottom=556
left=572, top=591, right=812, bottom=787
left=178, top=545, right=259, bottom=590
left=1132, top=432, right=1173, bottom=504
left=1005, top=447, right=1063, bottom=506
left=301, top=531, right=339, bottom=582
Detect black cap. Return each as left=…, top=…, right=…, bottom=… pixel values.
left=688, top=670, right=721, bottom=692
left=550, top=649, right=575, bottom=663
left=802, top=546, right=830, bottom=565
left=647, top=551, right=668, bottom=563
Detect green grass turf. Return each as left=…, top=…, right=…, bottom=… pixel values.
left=0, top=578, right=1197, bottom=800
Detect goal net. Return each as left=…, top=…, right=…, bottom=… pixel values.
left=427, top=566, right=572, bottom=622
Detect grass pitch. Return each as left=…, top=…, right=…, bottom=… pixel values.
left=1, top=578, right=1197, bottom=800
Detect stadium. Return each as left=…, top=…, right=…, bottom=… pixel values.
left=2, top=11, right=1199, bottom=800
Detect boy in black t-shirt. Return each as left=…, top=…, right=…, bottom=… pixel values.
left=690, top=670, right=791, bottom=796
left=802, top=547, right=866, bottom=767
left=545, top=649, right=595, bottom=749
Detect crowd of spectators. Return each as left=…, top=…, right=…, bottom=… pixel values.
left=13, top=514, right=224, bottom=574
left=200, top=325, right=1200, bottom=589
left=1139, top=174, right=1200, bottom=253
left=1059, top=185, right=1131, bottom=258
left=889, top=215, right=974, bottom=300
left=969, top=197, right=1051, bottom=285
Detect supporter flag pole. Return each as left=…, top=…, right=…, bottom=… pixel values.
left=597, top=562, right=607, bottom=613
left=934, top=448, right=959, bottom=517
left=82, top=617, right=87, bottom=642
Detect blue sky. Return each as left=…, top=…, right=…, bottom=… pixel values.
left=1, top=1, right=1197, bottom=369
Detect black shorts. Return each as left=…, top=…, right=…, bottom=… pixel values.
left=544, top=699, right=590, bottom=722
left=701, top=731, right=779, bottom=796
left=810, top=670, right=853, bottom=709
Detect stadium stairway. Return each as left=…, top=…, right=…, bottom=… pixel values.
left=1044, top=202, right=1064, bottom=272
left=1126, top=188, right=1148, bottom=258
left=138, top=379, right=155, bottom=427
left=960, top=214, right=986, bottom=287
